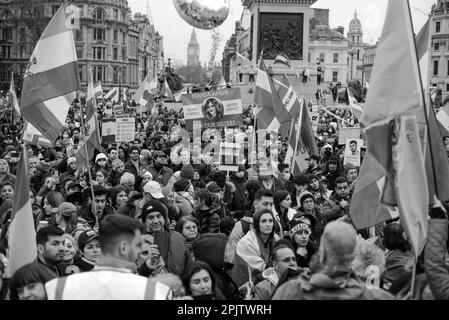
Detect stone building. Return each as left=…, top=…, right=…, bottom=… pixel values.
left=347, top=11, right=366, bottom=81
left=0, top=0, right=163, bottom=95
left=187, top=29, right=200, bottom=67
left=430, top=0, right=449, bottom=95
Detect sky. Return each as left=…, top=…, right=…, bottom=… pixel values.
left=127, top=0, right=435, bottom=65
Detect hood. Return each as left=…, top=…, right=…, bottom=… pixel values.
left=308, top=271, right=367, bottom=299
left=261, top=267, right=279, bottom=287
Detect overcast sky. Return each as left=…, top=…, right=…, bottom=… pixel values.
left=128, top=0, right=435, bottom=65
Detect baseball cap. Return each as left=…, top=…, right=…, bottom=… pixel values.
left=58, top=202, right=77, bottom=217
left=77, top=230, right=98, bottom=250
left=143, top=181, right=164, bottom=199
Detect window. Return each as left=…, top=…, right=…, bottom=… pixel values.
left=93, top=47, right=105, bottom=60
left=94, top=28, right=105, bottom=41
left=93, top=8, right=105, bottom=20
left=113, top=67, right=118, bottom=84
left=333, top=53, right=338, bottom=63
left=434, top=60, right=439, bottom=76
left=113, top=47, right=118, bottom=60
left=78, top=65, right=83, bottom=82
left=435, top=42, right=440, bottom=51
left=121, top=67, right=127, bottom=83
left=93, top=66, right=105, bottom=83
left=333, top=71, right=338, bottom=82
left=74, top=29, right=83, bottom=41
left=33, top=7, right=43, bottom=18
left=319, top=53, right=325, bottom=63
left=19, top=28, right=26, bottom=42
left=446, top=84, right=449, bottom=92
left=20, top=45, right=26, bottom=58
left=113, top=30, right=118, bottom=43
left=76, top=47, right=83, bottom=59
left=0, top=64, right=10, bottom=81
left=1, top=10, right=13, bottom=20
left=0, top=46, right=11, bottom=58
left=447, top=60, right=449, bottom=75
left=2, top=28, right=12, bottom=41
left=52, top=5, right=59, bottom=15
left=114, top=9, right=118, bottom=21
left=357, top=50, right=360, bottom=60
left=121, top=31, right=126, bottom=44
left=122, top=47, right=127, bottom=61
left=436, top=21, right=441, bottom=33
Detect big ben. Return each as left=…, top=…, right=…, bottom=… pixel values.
left=187, top=29, right=200, bottom=66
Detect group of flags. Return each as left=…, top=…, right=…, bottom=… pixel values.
left=350, top=0, right=449, bottom=259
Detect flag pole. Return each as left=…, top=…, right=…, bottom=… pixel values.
left=409, top=256, right=417, bottom=299
left=291, top=102, right=304, bottom=170
left=78, top=87, right=99, bottom=230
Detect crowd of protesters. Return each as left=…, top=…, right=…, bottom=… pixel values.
left=0, top=90, right=448, bottom=301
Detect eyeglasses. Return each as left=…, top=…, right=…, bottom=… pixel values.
left=280, top=256, right=297, bottom=263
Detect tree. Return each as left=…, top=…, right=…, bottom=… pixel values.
left=177, top=65, right=208, bottom=87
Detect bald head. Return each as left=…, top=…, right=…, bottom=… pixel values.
left=320, top=221, right=357, bottom=267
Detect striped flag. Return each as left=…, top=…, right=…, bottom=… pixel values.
left=93, top=81, right=103, bottom=99
left=133, top=73, right=157, bottom=107
left=122, top=87, right=128, bottom=101
left=21, top=120, right=53, bottom=148
left=160, top=78, right=174, bottom=99
left=347, top=88, right=363, bottom=118
left=20, top=4, right=80, bottom=144
left=255, top=58, right=291, bottom=138
left=104, top=87, right=119, bottom=103
left=9, top=72, right=20, bottom=116
left=8, top=145, right=37, bottom=277
left=76, top=67, right=101, bottom=170
left=274, top=53, right=299, bottom=78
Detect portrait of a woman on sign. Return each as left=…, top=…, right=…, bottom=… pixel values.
left=202, top=97, right=224, bottom=121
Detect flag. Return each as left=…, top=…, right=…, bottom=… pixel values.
left=104, top=87, right=119, bottom=103
left=20, top=4, right=79, bottom=144
left=75, top=67, right=101, bottom=170
left=122, top=87, right=128, bottom=101
left=277, top=74, right=300, bottom=119
left=21, top=120, right=53, bottom=148
left=416, top=18, right=430, bottom=91
left=347, top=88, right=363, bottom=118
left=255, top=58, right=291, bottom=137
left=274, top=53, right=299, bottom=77
left=361, top=0, right=424, bottom=129
left=160, top=78, right=174, bottom=99
left=427, top=105, right=449, bottom=202
left=392, top=115, right=428, bottom=256
left=8, top=145, right=37, bottom=277
left=9, top=72, right=20, bottom=116
left=133, top=73, right=155, bottom=106
left=93, top=81, right=103, bottom=99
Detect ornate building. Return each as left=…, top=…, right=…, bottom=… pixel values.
left=430, top=0, right=449, bottom=95
left=0, top=0, right=164, bottom=95
left=187, top=29, right=200, bottom=67
left=347, top=11, right=366, bottom=81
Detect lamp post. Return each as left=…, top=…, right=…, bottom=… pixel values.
left=118, top=67, right=122, bottom=102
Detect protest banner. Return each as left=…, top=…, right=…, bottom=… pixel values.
left=181, top=88, right=243, bottom=131
left=101, top=119, right=117, bottom=144
left=219, top=142, right=241, bottom=172
left=338, top=127, right=362, bottom=145
left=164, top=102, right=183, bottom=112
left=343, top=138, right=364, bottom=167
left=114, top=105, right=124, bottom=118
left=116, top=118, right=135, bottom=142
left=310, top=111, right=320, bottom=136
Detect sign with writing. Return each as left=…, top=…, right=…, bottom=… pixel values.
left=338, top=127, right=362, bottom=145
left=114, top=105, right=124, bottom=118
left=181, top=88, right=243, bottom=131
left=310, top=111, right=320, bottom=136
left=344, top=139, right=364, bottom=167
left=219, top=142, right=241, bottom=172
left=116, top=118, right=135, bottom=142
left=101, top=119, right=117, bottom=144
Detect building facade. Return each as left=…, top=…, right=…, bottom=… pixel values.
left=362, top=43, right=377, bottom=84
left=187, top=29, right=200, bottom=67
left=430, top=0, right=449, bottom=95
left=347, top=11, right=366, bottom=82
left=0, top=0, right=163, bottom=95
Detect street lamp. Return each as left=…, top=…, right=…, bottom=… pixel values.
left=118, top=66, right=123, bottom=102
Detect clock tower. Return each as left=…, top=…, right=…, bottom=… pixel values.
left=187, top=29, right=200, bottom=66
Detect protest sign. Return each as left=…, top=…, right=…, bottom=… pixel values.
left=164, top=102, right=183, bottom=112
left=310, top=111, right=320, bottom=136
left=114, top=105, right=124, bottom=117
left=338, top=127, right=362, bottom=145
left=343, top=139, right=364, bottom=167
left=101, top=119, right=117, bottom=144
left=219, top=142, right=241, bottom=172
left=116, top=118, right=135, bottom=142
left=181, top=88, right=243, bottom=131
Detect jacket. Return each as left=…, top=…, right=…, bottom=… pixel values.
left=139, top=230, right=192, bottom=276
left=194, top=207, right=221, bottom=234
left=45, top=257, right=172, bottom=300
left=424, top=219, right=449, bottom=300
left=322, top=191, right=350, bottom=222
left=253, top=267, right=279, bottom=300
left=78, top=203, right=115, bottom=228
left=174, top=191, right=195, bottom=216
left=227, top=216, right=254, bottom=264
left=147, top=164, right=174, bottom=187
left=229, top=176, right=247, bottom=213
left=272, top=267, right=395, bottom=300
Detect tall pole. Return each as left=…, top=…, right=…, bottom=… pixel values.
left=118, top=68, right=122, bottom=102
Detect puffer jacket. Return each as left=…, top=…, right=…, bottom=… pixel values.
left=424, top=219, right=449, bottom=300
left=194, top=206, right=221, bottom=234
left=272, top=267, right=395, bottom=300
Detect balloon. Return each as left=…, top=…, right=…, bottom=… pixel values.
left=172, top=0, right=231, bottom=30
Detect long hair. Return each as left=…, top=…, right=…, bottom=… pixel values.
left=37, top=191, right=64, bottom=226
left=252, top=209, right=277, bottom=266
left=108, top=185, right=128, bottom=209
left=181, top=260, right=216, bottom=296
left=273, top=190, right=290, bottom=230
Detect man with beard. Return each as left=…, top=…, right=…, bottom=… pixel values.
left=148, top=150, right=173, bottom=187
left=322, top=177, right=352, bottom=222
left=125, top=146, right=143, bottom=189
left=304, top=155, right=322, bottom=176
left=32, top=226, right=67, bottom=277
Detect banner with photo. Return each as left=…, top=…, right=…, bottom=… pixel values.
left=181, top=88, right=243, bottom=131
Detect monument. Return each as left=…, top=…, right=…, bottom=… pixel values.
left=242, top=0, right=317, bottom=74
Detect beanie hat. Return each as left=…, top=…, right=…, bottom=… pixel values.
left=67, top=157, right=77, bottom=165
left=289, top=219, right=312, bottom=238
left=58, top=202, right=77, bottom=217
left=206, top=182, right=221, bottom=193
left=141, top=200, right=167, bottom=224
left=143, top=171, right=153, bottom=180
left=291, top=212, right=317, bottom=231
left=173, top=178, right=191, bottom=193
left=180, top=165, right=195, bottom=180
left=95, top=153, right=108, bottom=163
left=344, top=163, right=357, bottom=175
left=300, top=193, right=315, bottom=208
